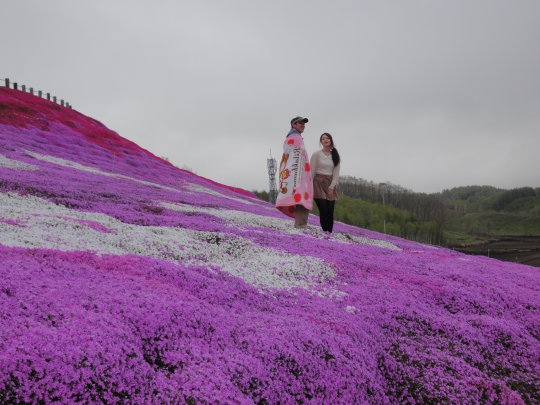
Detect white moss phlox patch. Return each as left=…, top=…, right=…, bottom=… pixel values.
left=0, top=153, right=39, bottom=171
left=0, top=192, right=338, bottom=292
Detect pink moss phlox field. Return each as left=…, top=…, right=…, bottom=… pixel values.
left=1, top=87, right=539, bottom=404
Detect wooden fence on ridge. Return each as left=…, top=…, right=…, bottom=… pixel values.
left=1, top=77, right=72, bottom=109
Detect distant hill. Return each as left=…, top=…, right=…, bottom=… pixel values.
left=437, top=185, right=540, bottom=240
left=439, top=185, right=540, bottom=214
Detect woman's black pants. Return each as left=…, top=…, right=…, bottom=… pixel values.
left=314, top=198, right=335, bottom=233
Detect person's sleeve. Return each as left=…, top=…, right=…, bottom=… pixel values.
left=309, top=151, right=318, bottom=177
left=329, top=162, right=341, bottom=189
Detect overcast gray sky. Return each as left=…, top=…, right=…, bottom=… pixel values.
left=2, top=0, right=539, bottom=193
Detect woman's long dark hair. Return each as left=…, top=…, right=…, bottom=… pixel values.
left=320, top=133, right=340, bottom=167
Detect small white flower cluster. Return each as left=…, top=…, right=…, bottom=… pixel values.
left=0, top=153, right=39, bottom=171
left=331, top=233, right=401, bottom=251
left=345, top=305, right=357, bottom=313
left=0, top=192, right=337, bottom=292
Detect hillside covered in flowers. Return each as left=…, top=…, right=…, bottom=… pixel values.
left=0, top=87, right=539, bottom=404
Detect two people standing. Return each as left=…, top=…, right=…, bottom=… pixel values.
left=275, top=116, right=341, bottom=232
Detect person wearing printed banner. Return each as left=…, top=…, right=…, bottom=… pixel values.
left=275, top=116, right=313, bottom=228
left=310, top=132, right=341, bottom=233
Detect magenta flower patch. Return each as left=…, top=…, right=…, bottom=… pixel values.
left=1, top=87, right=539, bottom=404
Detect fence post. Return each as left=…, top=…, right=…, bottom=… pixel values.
left=4, top=80, right=73, bottom=107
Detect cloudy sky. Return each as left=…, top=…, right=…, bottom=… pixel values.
left=2, top=0, right=539, bottom=193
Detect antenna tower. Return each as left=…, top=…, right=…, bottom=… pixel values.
left=267, top=151, right=278, bottom=204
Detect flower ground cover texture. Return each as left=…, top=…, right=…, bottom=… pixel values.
left=0, top=87, right=539, bottom=404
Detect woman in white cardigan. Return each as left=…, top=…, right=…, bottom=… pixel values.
left=310, top=133, right=341, bottom=233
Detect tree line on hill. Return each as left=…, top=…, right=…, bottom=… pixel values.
left=338, top=176, right=446, bottom=223
left=440, top=185, right=540, bottom=213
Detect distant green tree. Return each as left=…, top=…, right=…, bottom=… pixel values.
left=252, top=190, right=270, bottom=202
left=493, top=187, right=536, bottom=211
left=440, top=185, right=501, bottom=202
